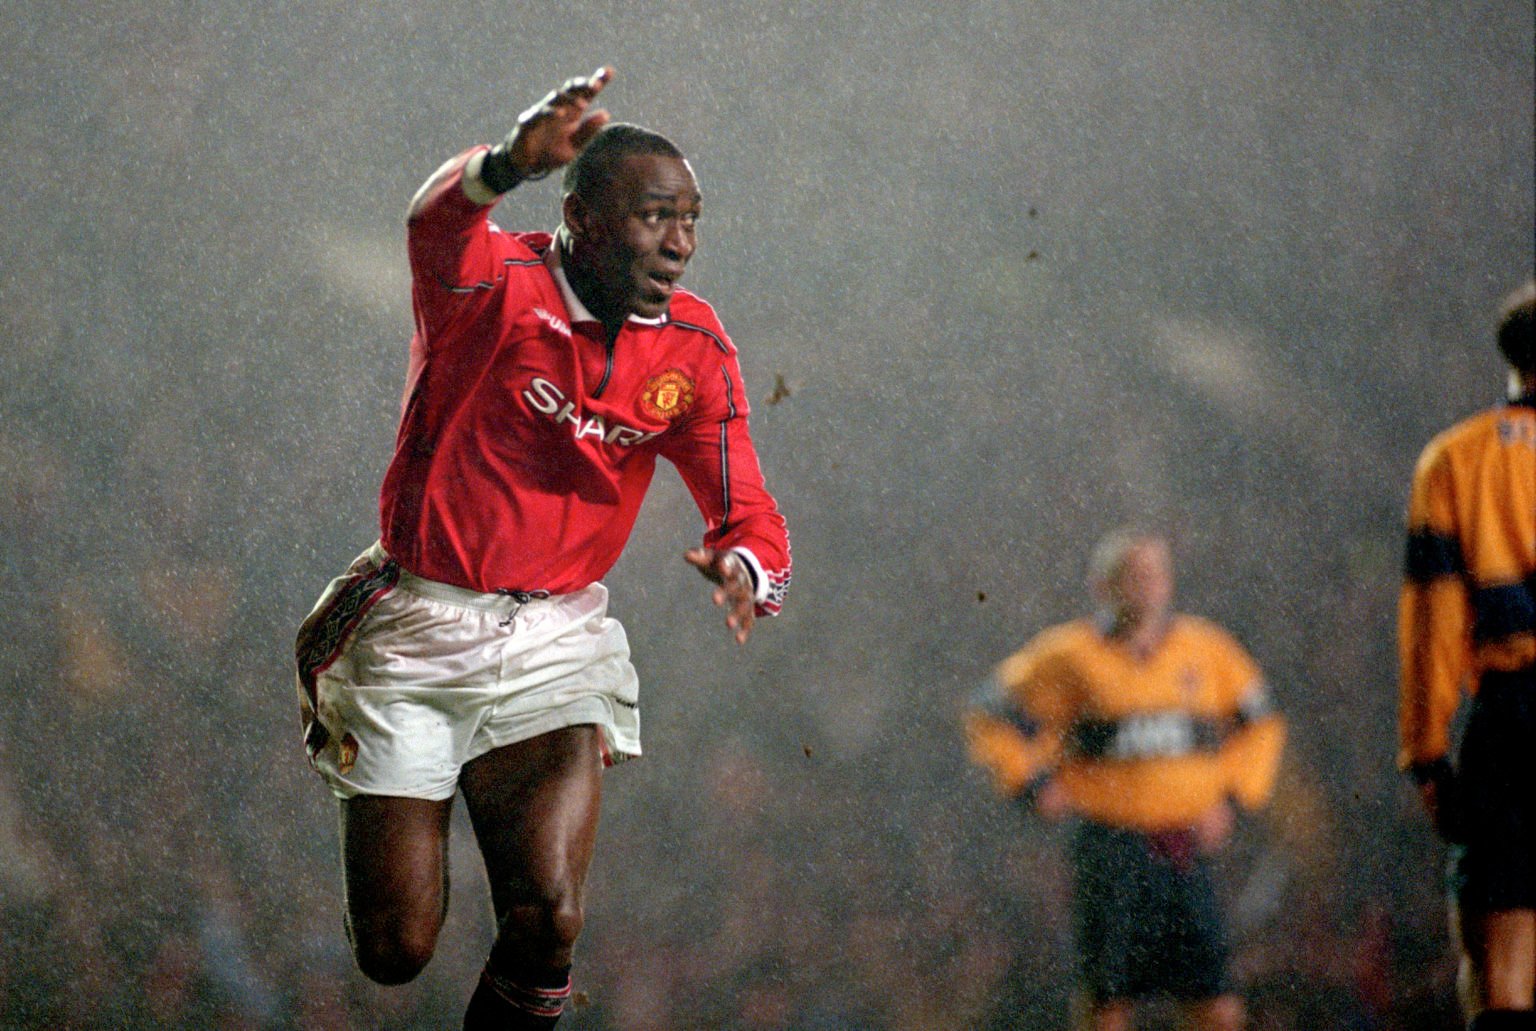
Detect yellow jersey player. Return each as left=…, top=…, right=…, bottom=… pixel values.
left=966, top=530, right=1284, bottom=1031
left=1399, top=279, right=1536, bottom=1030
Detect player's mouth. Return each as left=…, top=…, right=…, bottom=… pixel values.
left=645, top=267, right=683, bottom=297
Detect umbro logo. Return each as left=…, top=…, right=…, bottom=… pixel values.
left=533, top=307, right=571, bottom=337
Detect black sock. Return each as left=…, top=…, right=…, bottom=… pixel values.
left=1469, top=1010, right=1536, bottom=1031
left=462, top=964, right=572, bottom=1031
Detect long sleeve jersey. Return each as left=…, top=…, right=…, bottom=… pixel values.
left=377, top=148, right=791, bottom=614
left=965, top=615, right=1285, bottom=833
left=1398, top=396, right=1536, bottom=769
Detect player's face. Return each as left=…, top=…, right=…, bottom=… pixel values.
left=1107, top=540, right=1174, bottom=623
left=579, top=154, right=701, bottom=321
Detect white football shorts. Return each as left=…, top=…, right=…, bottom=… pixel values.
left=294, top=543, right=640, bottom=800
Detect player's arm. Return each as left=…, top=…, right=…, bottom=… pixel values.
left=1397, top=446, right=1471, bottom=778
left=1397, top=445, right=1472, bottom=837
left=404, top=68, right=613, bottom=316
left=963, top=650, right=1067, bottom=811
left=1218, top=676, right=1285, bottom=812
left=664, top=352, right=791, bottom=645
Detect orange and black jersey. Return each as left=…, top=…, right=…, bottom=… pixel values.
left=1398, top=395, right=1536, bottom=770
left=964, top=615, right=1284, bottom=833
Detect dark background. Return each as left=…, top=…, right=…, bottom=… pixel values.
left=1, top=2, right=1531, bottom=1027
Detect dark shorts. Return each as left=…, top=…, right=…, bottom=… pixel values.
left=1070, top=821, right=1232, bottom=1003
left=1447, top=669, right=1535, bottom=913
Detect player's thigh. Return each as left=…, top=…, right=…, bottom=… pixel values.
left=459, top=724, right=605, bottom=916
left=339, top=794, right=455, bottom=935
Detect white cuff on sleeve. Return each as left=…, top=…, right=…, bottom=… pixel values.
left=728, top=547, right=769, bottom=605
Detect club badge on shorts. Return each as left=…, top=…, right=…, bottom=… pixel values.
left=337, top=732, right=360, bottom=775
left=639, top=369, right=695, bottom=421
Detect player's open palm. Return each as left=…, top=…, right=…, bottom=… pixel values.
left=685, top=547, right=756, bottom=645
left=505, top=67, right=614, bottom=177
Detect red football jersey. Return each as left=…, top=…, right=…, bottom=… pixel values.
left=378, top=148, right=791, bottom=614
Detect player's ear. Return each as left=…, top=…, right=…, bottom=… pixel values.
left=562, top=192, right=590, bottom=237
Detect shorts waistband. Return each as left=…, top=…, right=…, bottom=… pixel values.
left=366, top=542, right=564, bottom=613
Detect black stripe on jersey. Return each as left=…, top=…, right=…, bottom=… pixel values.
left=1404, top=529, right=1464, bottom=582
left=671, top=320, right=730, bottom=354
left=1067, top=712, right=1224, bottom=760
left=1233, top=683, right=1275, bottom=727
left=718, top=364, right=735, bottom=525
left=970, top=682, right=1042, bottom=737
left=1470, top=578, right=1536, bottom=642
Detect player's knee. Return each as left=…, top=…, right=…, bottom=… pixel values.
left=349, top=920, right=440, bottom=985
left=505, top=887, right=586, bottom=959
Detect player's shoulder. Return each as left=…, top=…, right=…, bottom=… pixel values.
left=1172, top=614, right=1252, bottom=659
left=1417, top=404, right=1509, bottom=470
left=665, top=290, right=737, bottom=355
left=1170, top=612, right=1231, bottom=640
left=1018, top=618, right=1097, bottom=661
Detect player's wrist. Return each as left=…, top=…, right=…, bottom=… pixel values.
left=481, top=145, right=529, bottom=195
left=482, top=131, right=554, bottom=195
left=726, top=547, right=766, bottom=603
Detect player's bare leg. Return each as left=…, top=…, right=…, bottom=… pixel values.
left=1190, top=993, right=1245, bottom=1031
left=1459, top=907, right=1536, bottom=1025
left=460, top=724, right=604, bottom=1029
left=338, top=795, right=455, bottom=984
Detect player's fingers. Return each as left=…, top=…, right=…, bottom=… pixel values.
left=553, top=66, right=613, bottom=109
left=570, top=109, right=611, bottom=149
left=518, top=85, right=591, bottom=128
left=685, top=548, right=723, bottom=583
left=581, top=66, right=615, bottom=95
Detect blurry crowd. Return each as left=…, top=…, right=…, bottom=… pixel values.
left=0, top=418, right=1466, bottom=1027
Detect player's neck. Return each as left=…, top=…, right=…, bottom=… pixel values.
left=559, top=237, right=627, bottom=341
left=1107, top=609, right=1170, bottom=657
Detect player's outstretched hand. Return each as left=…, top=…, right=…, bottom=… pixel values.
left=685, top=547, right=756, bottom=645
left=1193, top=799, right=1235, bottom=854
left=493, top=66, right=614, bottom=182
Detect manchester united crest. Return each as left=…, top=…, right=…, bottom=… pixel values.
left=639, top=369, right=696, bottom=421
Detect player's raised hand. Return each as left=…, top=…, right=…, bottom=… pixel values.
left=685, top=547, right=756, bottom=645
left=493, top=66, right=614, bottom=183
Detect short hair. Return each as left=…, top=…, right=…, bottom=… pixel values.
left=1087, top=527, right=1165, bottom=586
left=1496, top=279, right=1536, bottom=373
left=562, top=122, right=685, bottom=200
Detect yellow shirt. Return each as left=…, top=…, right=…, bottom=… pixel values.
left=965, top=614, right=1284, bottom=833
left=1398, top=400, right=1536, bottom=770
